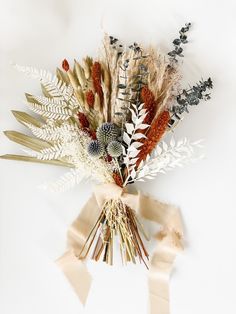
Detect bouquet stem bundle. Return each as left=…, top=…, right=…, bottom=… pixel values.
left=79, top=199, right=149, bottom=267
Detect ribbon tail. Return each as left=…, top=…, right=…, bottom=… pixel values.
left=56, top=194, right=101, bottom=305
left=139, top=193, right=184, bottom=314
left=56, top=250, right=92, bottom=305
left=148, top=244, right=179, bottom=314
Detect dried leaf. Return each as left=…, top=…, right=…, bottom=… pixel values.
left=125, top=123, right=134, bottom=135
left=123, top=132, right=131, bottom=145
left=132, top=133, right=146, bottom=140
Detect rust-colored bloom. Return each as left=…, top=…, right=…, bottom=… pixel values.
left=113, top=172, right=123, bottom=187
left=62, top=59, right=70, bottom=72
left=140, top=86, right=156, bottom=125
left=91, top=62, right=103, bottom=105
left=77, top=112, right=89, bottom=128
left=86, top=129, right=97, bottom=140
left=85, top=90, right=95, bottom=108
left=137, top=110, right=170, bottom=166
left=105, top=154, right=112, bottom=163
left=77, top=112, right=97, bottom=139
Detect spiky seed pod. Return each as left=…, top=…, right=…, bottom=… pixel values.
left=87, top=140, right=104, bottom=157
left=96, top=123, right=120, bottom=145
left=107, top=141, right=123, bottom=157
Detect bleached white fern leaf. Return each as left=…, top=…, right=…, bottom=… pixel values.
left=41, top=168, right=89, bottom=192
left=25, top=143, right=65, bottom=160
left=25, top=122, right=79, bottom=142
left=30, top=95, right=68, bottom=108
left=13, top=64, right=80, bottom=110
left=25, top=126, right=115, bottom=184
left=14, top=64, right=70, bottom=98
left=27, top=102, right=72, bottom=120
left=134, top=137, right=204, bottom=182
left=122, top=102, right=149, bottom=186
left=13, top=64, right=53, bottom=80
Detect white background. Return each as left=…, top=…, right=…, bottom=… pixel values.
left=0, top=0, right=235, bottom=313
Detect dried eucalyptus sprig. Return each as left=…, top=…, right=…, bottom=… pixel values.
left=168, top=22, right=192, bottom=62
left=114, top=45, right=149, bottom=126
left=108, top=35, right=123, bottom=56
left=169, top=78, right=213, bottom=125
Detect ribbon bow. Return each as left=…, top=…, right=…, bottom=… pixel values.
left=57, top=183, right=183, bottom=313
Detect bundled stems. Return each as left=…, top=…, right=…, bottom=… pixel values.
left=79, top=199, right=149, bottom=267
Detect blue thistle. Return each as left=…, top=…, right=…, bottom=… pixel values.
left=87, top=140, right=104, bottom=157
left=96, top=123, right=120, bottom=145
left=107, top=141, right=123, bottom=157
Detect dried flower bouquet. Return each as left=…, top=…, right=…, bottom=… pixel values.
left=1, top=23, right=213, bottom=311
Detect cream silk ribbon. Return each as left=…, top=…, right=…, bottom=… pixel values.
left=56, top=183, right=184, bottom=313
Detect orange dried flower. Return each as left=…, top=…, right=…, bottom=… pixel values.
left=85, top=129, right=97, bottom=140
left=140, top=86, right=156, bottom=125
left=91, top=62, right=103, bottom=105
left=77, top=112, right=89, bottom=128
left=85, top=90, right=95, bottom=108
left=62, top=59, right=70, bottom=72
left=137, top=110, right=170, bottom=165
left=77, top=112, right=97, bottom=139
left=105, top=154, right=112, bottom=163
left=113, top=172, right=123, bottom=187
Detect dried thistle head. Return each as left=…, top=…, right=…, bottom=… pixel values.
left=87, top=140, right=105, bottom=157
left=96, top=122, right=120, bottom=145
left=107, top=140, right=122, bottom=157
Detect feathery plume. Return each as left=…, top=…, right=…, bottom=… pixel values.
left=85, top=90, right=95, bottom=108
left=92, top=62, right=104, bottom=106
left=140, top=86, right=156, bottom=125
left=137, top=110, right=170, bottom=165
